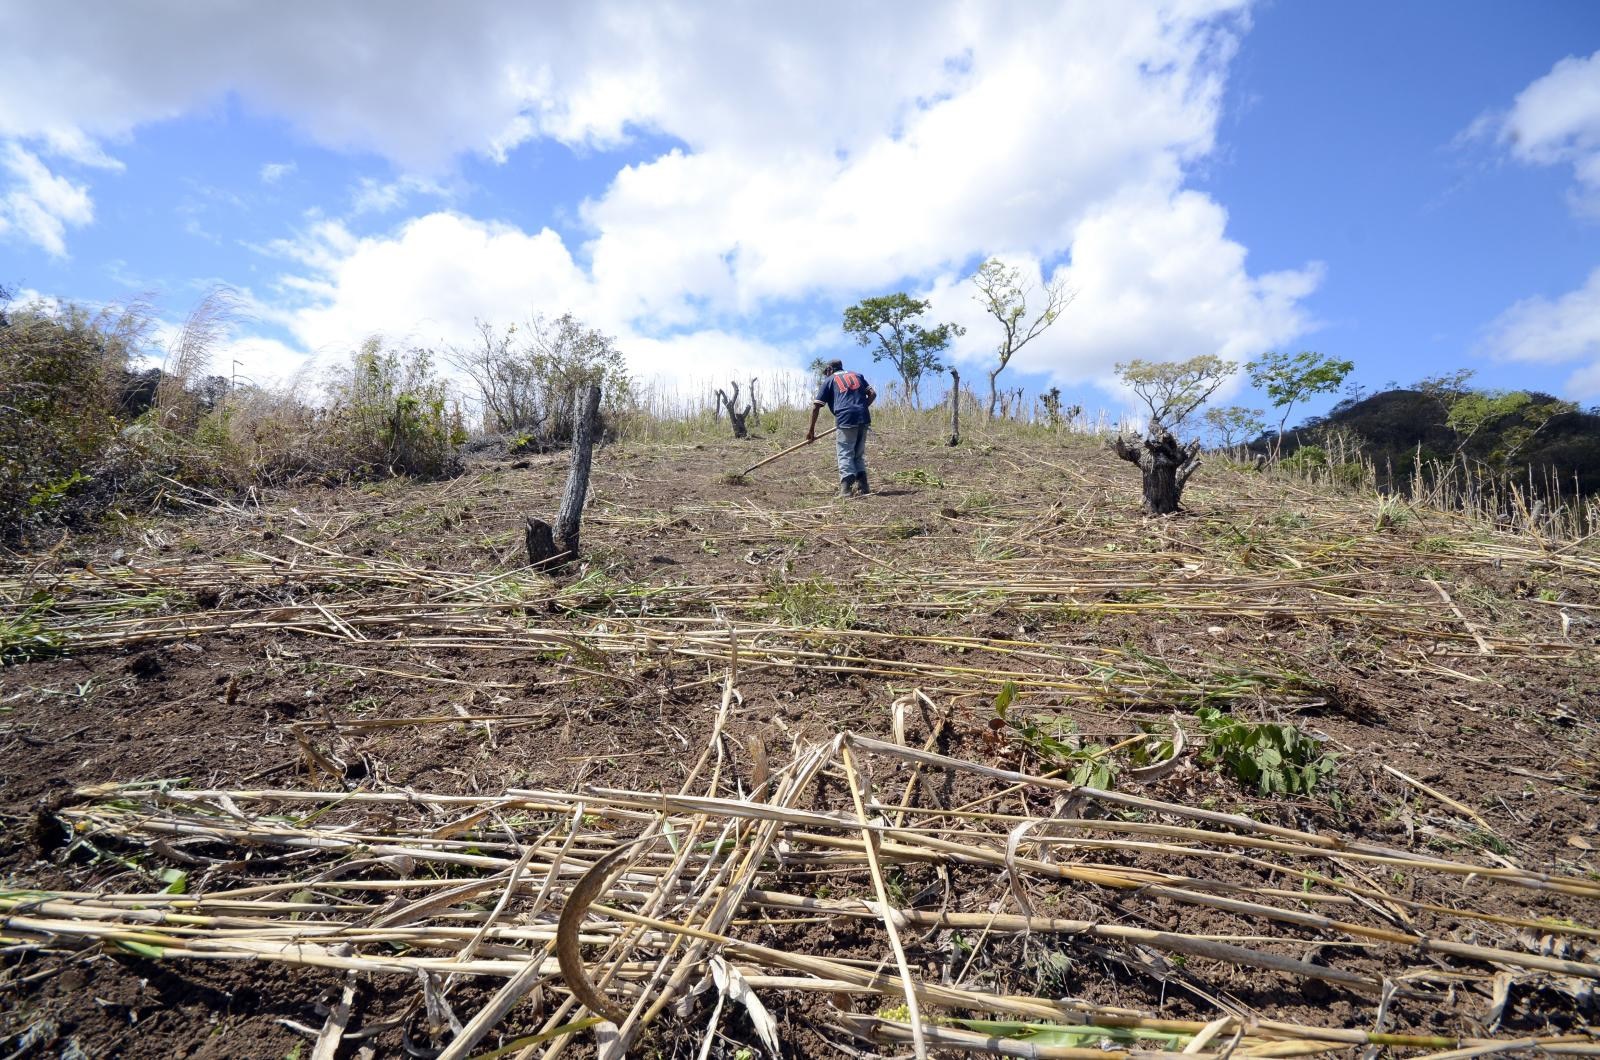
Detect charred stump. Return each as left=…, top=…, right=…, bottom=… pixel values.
left=526, top=382, right=601, bottom=568
left=947, top=369, right=960, bottom=447
left=524, top=517, right=558, bottom=567
left=1113, top=430, right=1202, bottom=516
left=715, top=381, right=751, bottom=439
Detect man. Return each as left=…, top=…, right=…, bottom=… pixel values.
left=807, top=359, right=877, bottom=496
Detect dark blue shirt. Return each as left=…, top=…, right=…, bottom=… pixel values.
left=816, top=371, right=872, bottom=428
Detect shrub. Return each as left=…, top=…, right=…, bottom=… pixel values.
left=324, top=341, right=464, bottom=478
left=1278, top=445, right=1327, bottom=474
left=448, top=313, right=632, bottom=448
left=0, top=297, right=149, bottom=537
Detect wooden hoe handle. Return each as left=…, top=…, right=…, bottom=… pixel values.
left=740, top=425, right=838, bottom=477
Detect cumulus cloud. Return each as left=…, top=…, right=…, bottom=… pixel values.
left=1479, top=49, right=1600, bottom=214
left=1472, top=52, right=1600, bottom=400
left=265, top=213, right=591, bottom=356
left=928, top=189, right=1320, bottom=390
left=0, top=143, right=94, bottom=257
left=3, top=1, right=1321, bottom=389
left=1479, top=267, right=1600, bottom=398
left=249, top=212, right=800, bottom=389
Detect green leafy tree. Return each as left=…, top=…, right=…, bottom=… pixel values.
left=1414, top=368, right=1477, bottom=420
left=1246, top=350, right=1355, bottom=458
left=1203, top=405, right=1266, bottom=450
left=841, top=293, right=963, bottom=407
left=1445, top=390, right=1576, bottom=465
left=971, top=259, right=1072, bottom=417
left=1114, top=355, right=1237, bottom=436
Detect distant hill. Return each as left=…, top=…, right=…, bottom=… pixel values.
left=1266, top=388, right=1600, bottom=494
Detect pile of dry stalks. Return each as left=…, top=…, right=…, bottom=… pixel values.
left=9, top=680, right=1596, bottom=1059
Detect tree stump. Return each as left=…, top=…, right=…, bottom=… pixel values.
left=715, top=381, right=751, bottom=439
left=556, top=383, right=602, bottom=553
left=947, top=369, right=960, bottom=447
left=1113, top=430, right=1202, bottom=516
left=525, top=517, right=558, bottom=567
left=526, top=382, right=601, bottom=569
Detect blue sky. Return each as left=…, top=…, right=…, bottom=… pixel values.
left=2, top=1, right=1599, bottom=421
left=1204, top=0, right=1600, bottom=401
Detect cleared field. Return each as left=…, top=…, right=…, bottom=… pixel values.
left=2, top=421, right=1597, bottom=1058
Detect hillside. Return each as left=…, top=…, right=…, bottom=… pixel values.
left=2, top=419, right=1597, bottom=1058
left=1279, top=388, right=1600, bottom=493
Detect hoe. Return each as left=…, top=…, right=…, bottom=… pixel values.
left=728, top=425, right=837, bottom=482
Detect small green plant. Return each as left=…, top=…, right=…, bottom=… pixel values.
left=890, top=468, right=945, bottom=489
left=1, top=599, right=64, bottom=665
left=883, top=518, right=926, bottom=539
left=973, top=532, right=1019, bottom=562
left=994, top=684, right=1116, bottom=789
left=26, top=469, right=90, bottom=512
left=1195, top=707, right=1338, bottom=797
left=759, top=576, right=855, bottom=629
left=1374, top=493, right=1410, bottom=531
left=957, top=489, right=996, bottom=513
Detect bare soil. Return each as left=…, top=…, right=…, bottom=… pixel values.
left=2, top=423, right=1597, bottom=1057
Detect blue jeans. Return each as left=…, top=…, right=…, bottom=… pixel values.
left=835, top=425, right=868, bottom=479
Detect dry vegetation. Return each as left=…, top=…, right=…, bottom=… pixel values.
left=1, top=410, right=1597, bottom=1058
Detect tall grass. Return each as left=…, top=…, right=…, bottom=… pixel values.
left=1248, top=427, right=1597, bottom=540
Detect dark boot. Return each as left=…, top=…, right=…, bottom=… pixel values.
left=855, top=472, right=871, bottom=495
left=839, top=475, right=857, bottom=496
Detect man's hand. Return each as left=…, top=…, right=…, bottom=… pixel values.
left=805, top=429, right=816, bottom=443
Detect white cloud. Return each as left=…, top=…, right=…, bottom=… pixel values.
left=215, top=335, right=318, bottom=391
left=1484, top=50, right=1600, bottom=214
left=1474, top=53, right=1600, bottom=400
left=0, top=143, right=94, bottom=257
left=261, top=212, right=591, bottom=361
left=1479, top=267, right=1600, bottom=398
left=260, top=161, right=296, bottom=184
left=350, top=174, right=450, bottom=215
left=3, top=1, right=1322, bottom=391
left=240, top=211, right=809, bottom=395
left=929, top=189, right=1320, bottom=389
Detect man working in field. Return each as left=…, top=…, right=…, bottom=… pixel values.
left=807, top=359, right=877, bottom=496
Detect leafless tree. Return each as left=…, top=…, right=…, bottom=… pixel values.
left=972, top=258, right=1072, bottom=418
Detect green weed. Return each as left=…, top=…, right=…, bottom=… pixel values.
left=759, top=576, right=856, bottom=629
left=957, top=489, right=996, bottom=514
left=973, top=532, right=1019, bottom=562
left=1, top=599, right=64, bottom=665
left=993, top=683, right=1116, bottom=789
left=1195, top=707, right=1338, bottom=797
left=890, top=468, right=945, bottom=489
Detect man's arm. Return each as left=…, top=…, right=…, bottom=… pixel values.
left=865, top=384, right=877, bottom=406
left=806, top=401, right=823, bottom=441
